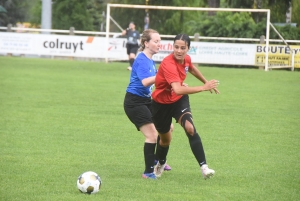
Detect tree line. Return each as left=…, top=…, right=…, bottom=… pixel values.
left=0, top=0, right=299, bottom=40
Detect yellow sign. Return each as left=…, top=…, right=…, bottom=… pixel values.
left=255, top=45, right=300, bottom=68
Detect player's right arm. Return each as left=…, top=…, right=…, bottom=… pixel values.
left=121, top=29, right=126, bottom=36
left=141, top=76, right=155, bottom=87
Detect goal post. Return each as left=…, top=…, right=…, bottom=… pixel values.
left=105, top=4, right=271, bottom=71
left=268, top=22, right=295, bottom=71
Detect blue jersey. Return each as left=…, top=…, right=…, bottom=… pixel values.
left=126, top=52, right=157, bottom=98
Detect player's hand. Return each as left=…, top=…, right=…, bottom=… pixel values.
left=204, top=80, right=220, bottom=94
left=182, top=83, right=188, bottom=87
left=209, top=88, right=220, bottom=94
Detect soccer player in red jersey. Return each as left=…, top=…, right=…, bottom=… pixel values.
left=152, top=34, right=220, bottom=179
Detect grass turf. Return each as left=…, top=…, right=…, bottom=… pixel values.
left=0, top=57, right=299, bottom=201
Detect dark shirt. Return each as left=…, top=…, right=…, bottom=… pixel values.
left=126, top=29, right=140, bottom=45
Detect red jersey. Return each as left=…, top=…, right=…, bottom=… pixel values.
left=152, top=53, right=194, bottom=104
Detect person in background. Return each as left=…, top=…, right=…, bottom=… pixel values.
left=122, top=22, right=140, bottom=71
left=151, top=33, right=220, bottom=180
left=123, top=29, right=171, bottom=179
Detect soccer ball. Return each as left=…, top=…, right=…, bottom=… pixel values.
left=77, top=171, right=102, bottom=194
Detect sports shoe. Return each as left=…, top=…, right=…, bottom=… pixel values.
left=142, top=172, right=157, bottom=179
left=154, top=160, right=172, bottom=171
left=127, top=66, right=132, bottom=71
left=154, top=161, right=166, bottom=177
left=164, top=163, right=172, bottom=171
left=201, top=164, right=215, bottom=180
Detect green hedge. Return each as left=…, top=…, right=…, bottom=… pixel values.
left=186, top=12, right=300, bottom=41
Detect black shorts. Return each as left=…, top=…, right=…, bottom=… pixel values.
left=151, top=95, right=191, bottom=134
left=126, top=44, right=139, bottom=55
left=124, top=92, right=152, bottom=131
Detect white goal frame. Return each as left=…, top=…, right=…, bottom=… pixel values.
left=106, top=4, right=271, bottom=71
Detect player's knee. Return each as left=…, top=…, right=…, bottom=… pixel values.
left=181, top=113, right=195, bottom=136
left=159, top=140, right=170, bottom=147
left=184, top=121, right=194, bottom=136
left=158, top=133, right=172, bottom=147
left=148, top=135, right=157, bottom=143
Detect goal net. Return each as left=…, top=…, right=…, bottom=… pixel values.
left=105, top=4, right=273, bottom=71
left=266, top=23, right=295, bottom=71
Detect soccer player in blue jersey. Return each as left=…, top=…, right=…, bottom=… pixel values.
left=123, top=29, right=171, bottom=179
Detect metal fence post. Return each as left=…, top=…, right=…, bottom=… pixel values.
left=7, top=24, right=12, bottom=56
left=7, top=24, right=12, bottom=32
left=70, top=27, right=75, bottom=35
left=194, top=33, right=200, bottom=42
left=193, top=33, right=200, bottom=66
left=69, top=27, right=75, bottom=60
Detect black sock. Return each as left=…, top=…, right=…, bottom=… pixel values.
left=188, top=132, right=207, bottom=166
left=156, top=141, right=169, bottom=165
left=154, top=136, right=160, bottom=161
left=144, top=143, right=156, bottom=173
left=129, top=58, right=135, bottom=67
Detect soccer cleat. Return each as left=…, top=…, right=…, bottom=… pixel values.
left=142, top=172, right=157, bottom=179
left=154, top=161, right=166, bottom=177
left=127, top=66, right=132, bottom=71
left=164, top=163, right=172, bottom=171
left=201, top=164, right=215, bottom=180
left=154, top=160, right=172, bottom=171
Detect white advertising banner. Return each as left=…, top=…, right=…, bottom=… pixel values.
left=0, top=32, right=256, bottom=66
left=193, top=42, right=256, bottom=65
left=153, top=41, right=256, bottom=65
left=0, top=32, right=129, bottom=59
left=0, top=32, right=37, bottom=54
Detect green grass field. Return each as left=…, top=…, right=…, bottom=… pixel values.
left=0, top=57, right=299, bottom=201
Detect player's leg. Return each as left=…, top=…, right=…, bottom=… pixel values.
left=128, top=54, right=135, bottom=68
left=178, top=112, right=207, bottom=165
left=124, top=93, right=156, bottom=179
left=178, top=112, right=215, bottom=179
left=126, top=46, right=132, bottom=70
left=175, top=95, right=215, bottom=179
left=155, top=124, right=173, bottom=171
left=155, top=131, right=172, bottom=177
left=128, top=53, right=135, bottom=70
left=152, top=101, right=173, bottom=177
left=140, top=123, right=158, bottom=179
left=128, top=45, right=138, bottom=70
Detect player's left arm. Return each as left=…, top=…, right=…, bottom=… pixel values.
left=188, top=65, right=220, bottom=94
left=188, top=64, right=207, bottom=84
left=121, top=29, right=127, bottom=36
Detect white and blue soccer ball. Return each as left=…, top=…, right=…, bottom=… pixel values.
left=77, top=171, right=102, bottom=194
